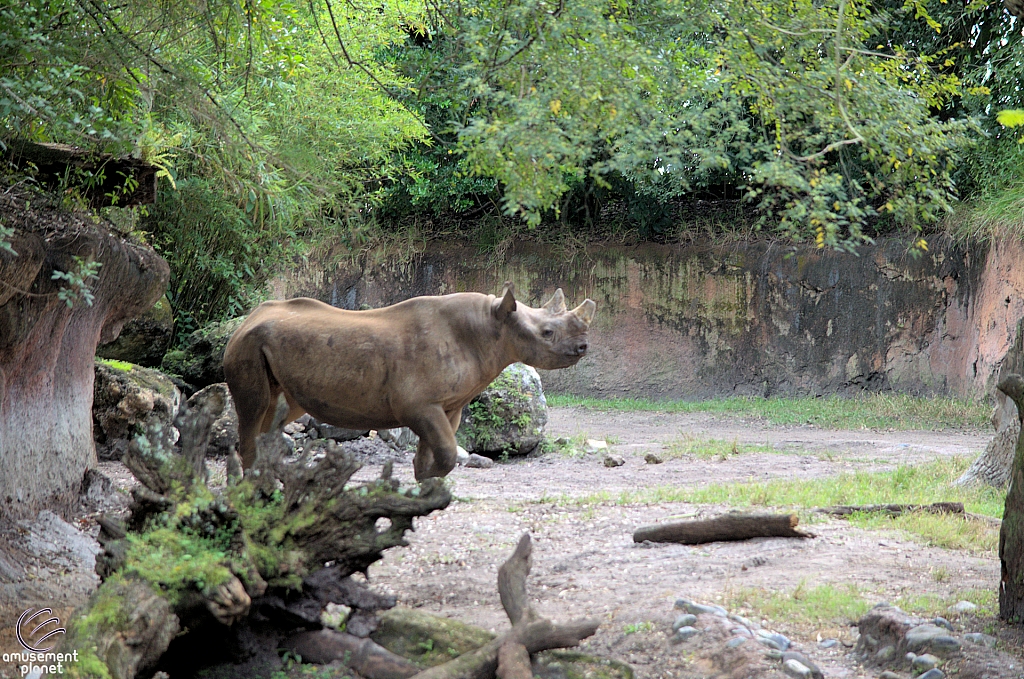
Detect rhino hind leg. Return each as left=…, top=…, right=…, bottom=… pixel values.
left=408, top=405, right=460, bottom=481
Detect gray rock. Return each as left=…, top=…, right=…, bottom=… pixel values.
left=730, top=627, right=752, bottom=637
left=378, top=427, right=419, bottom=449
left=878, top=673, right=901, bottom=679
left=644, top=453, right=663, bottom=464
left=905, top=624, right=959, bottom=654
left=457, top=363, right=547, bottom=456
left=917, top=670, right=944, bottom=679
left=456, top=446, right=470, bottom=465
left=726, top=636, right=747, bottom=648
left=672, top=614, right=697, bottom=631
left=728, top=613, right=758, bottom=629
left=932, top=617, right=953, bottom=631
left=671, top=626, right=699, bottom=643
left=782, top=652, right=823, bottom=679
left=818, top=639, right=838, bottom=649
left=465, top=453, right=494, bottom=469
left=963, top=632, right=997, bottom=648
left=912, top=654, right=939, bottom=672
left=875, top=645, right=895, bottom=661
left=603, top=454, right=625, bottom=467
left=674, top=598, right=692, bottom=610
left=315, top=420, right=370, bottom=442
left=757, top=636, right=782, bottom=651
left=97, top=294, right=174, bottom=367
left=686, top=602, right=728, bottom=617
left=782, top=658, right=811, bottom=679
left=756, top=630, right=790, bottom=651
left=948, top=601, right=977, bottom=615
left=93, top=359, right=181, bottom=461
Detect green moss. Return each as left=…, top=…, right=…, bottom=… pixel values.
left=65, top=648, right=113, bottom=679
left=123, top=527, right=234, bottom=602
left=370, top=607, right=494, bottom=667
left=457, top=366, right=537, bottom=452
left=96, top=357, right=134, bottom=372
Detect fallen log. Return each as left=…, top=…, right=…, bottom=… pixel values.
left=815, top=502, right=965, bottom=518
left=633, top=513, right=813, bottom=545
left=408, top=534, right=601, bottom=679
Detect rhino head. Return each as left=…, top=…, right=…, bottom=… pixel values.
left=493, top=282, right=597, bottom=370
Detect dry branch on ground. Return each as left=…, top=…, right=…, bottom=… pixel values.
left=633, top=513, right=814, bottom=545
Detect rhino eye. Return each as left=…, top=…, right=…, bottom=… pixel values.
left=541, top=328, right=554, bottom=339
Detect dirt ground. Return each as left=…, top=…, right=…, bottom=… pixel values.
left=359, top=408, right=1023, bottom=679
left=3, top=407, right=1024, bottom=679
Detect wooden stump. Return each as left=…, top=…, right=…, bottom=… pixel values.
left=634, top=513, right=814, bottom=545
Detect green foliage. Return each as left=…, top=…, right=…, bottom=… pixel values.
left=51, top=256, right=101, bottom=308
left=96, top=357, right=134, bottom=372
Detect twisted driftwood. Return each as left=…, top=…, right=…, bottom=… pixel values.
left=407, top=534, right=601, bottom=679
left=63, top=393, right=451, bottom=679
left=633, top=513, right=814, bottom=545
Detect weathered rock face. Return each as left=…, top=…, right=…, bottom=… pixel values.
left=457, top=363, right=548, bottom=457
left=93, top=360, right=181, bottom=461
left=273, top=236, right=1024, bottom=399
left=160, top=316, right=243, bottom=389
left=96, top=294, right=173, bottom=367
left=0, top=194, right=169, bottom=519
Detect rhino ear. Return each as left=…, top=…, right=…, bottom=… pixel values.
left=494, top=284, right=517, bottom=321
left=571, top=299, right=596, bottom=326
left=542, top=288, right=567, bottom=314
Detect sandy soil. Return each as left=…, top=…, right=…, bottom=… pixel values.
left=360, top=408, right=1023, bottom=679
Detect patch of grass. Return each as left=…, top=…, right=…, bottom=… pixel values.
left=547, top=393, right=989, bottom=430
left=724, top=582, right=871, bottom=631
left=541, top=458, right=1004, bottom=552
left=622, top=621, right=656, bottom=635
left=895, top=589, right=997, bottom=618
left=96, top=357, right=135, bottom=372
left=661, top=434, right=776, bottom=460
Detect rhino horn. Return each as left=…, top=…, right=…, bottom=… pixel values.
left=542, top=288, right=567, bottom=314
left=494, top=282, right=517, bottom=321
left=571, top=299, right=596, bottom=325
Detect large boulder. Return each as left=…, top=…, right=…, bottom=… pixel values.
left=457, top=363, right=548, bottom=457
left=92, top=359, right=181, bottom=461
left=95, top=294, right=173, bottom=367
left=160, top=316, right=244, bottom=389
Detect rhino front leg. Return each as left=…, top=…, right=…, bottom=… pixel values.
left=407, top=405, right=460, bottom=481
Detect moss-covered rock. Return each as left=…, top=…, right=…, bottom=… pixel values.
left=370, top=607, right=495, bottom=667
left=96, top=295, right=174, bottom=368
left=457, top=363, right=548, bottom=457
left=160, top=316, right=244, bottom=388
left=93, top=359, right=181, bottom=461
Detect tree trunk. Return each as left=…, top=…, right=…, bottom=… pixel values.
left=633, top=513, right=813, bottom=544
left=998, top=375, right=1024, bottom=623
left=956, top=387, right=1019, bottom=488
left=0, top=192, right=169, bottom=519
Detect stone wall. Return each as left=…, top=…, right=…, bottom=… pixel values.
left=272, top=236, right=1024, bottom=400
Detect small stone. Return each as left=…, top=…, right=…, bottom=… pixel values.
left=758, top=631, right=790, bottom=651
left=912, top=654, right=939, bottom=673
left=963, top=632, right=997, bottom=648
left=906, top=652, right=917, bottom=663
left=878, top=673, right=901, bottom=679
left=728, top=613, right=758, bottom=628
left=554, top=437, right=569, bottom=445
left=465, top=453, right=493, bottom=468
left=763, top=649, right=783, bottom=660
left=686, top=602, right=728, bottom=617
left=818, top=638, right=838, bottom=649
left=932, top=617, right=953, bottom=631
left=320, top=602, right=351, bottom=630
left=917, top=670, right=944, bottom=679
left=929, top=636, right=961, bottom=654
left=949, top=601, right=977, bottom=615
left=644, top=453, right=663, bottom=464
left=782, top=652, right=823, bottom=679
left=726, top=636, right=747, bottom=648
left=672, top=614, right=697, bottom=631
left=671, top=626, right=699, bottom=643
left=603, top=454, right=625, bottom=467
left=875, top=645, right=895, bottom=661
left=757, top=636, right=782, bottom=650
left=905, top=624, right=959, bottom=654
left=674, top=598, right=692, bottom=610
left=283, top=422, right=304, bottom=434
left=585, top=439, right=609, bottom=453
left=730, top=627, right=752, bottom=637
left=782, top=658, right=812, bottom=679
left=456, top=446, right=470, bottom=465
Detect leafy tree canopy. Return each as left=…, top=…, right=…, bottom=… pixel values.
left=2, top=0, right=1023, bottom=325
